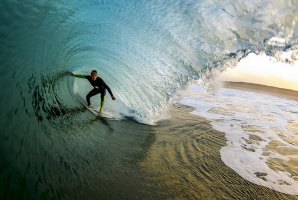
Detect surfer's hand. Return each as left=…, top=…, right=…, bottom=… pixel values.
left=111, top=96, right=116, bottom=100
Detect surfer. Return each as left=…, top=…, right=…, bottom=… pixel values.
left=69, top=70, right=116, bottom=112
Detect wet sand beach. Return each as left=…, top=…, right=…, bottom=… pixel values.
left=222, top=81, right=298, bottom=101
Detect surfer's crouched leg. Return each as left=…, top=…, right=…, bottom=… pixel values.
left=99, top=89, right=106, bottom=112
left=86, top=88, right=101, bottom=106
left=99, top=99, right=105, bottom=113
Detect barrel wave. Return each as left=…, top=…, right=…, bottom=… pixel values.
left=0, top=0, right=298, bottom=199
left=1, top=0, right=297, bottom=123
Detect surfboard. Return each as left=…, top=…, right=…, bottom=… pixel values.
left=83, top=103, right=114, bottom=118
left=86, top=105, right=100, bottom=115
left=83, top=105, right=113, bottom=128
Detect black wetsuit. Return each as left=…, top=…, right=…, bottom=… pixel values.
left=76, top=74, right=114, bottom=106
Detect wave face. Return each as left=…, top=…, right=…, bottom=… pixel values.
left=1, top=0, right=297, bottom=124
left=0, top=0, right=298, bottom=198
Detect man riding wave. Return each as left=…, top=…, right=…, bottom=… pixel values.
left=69, top=70, right=116, bottom=113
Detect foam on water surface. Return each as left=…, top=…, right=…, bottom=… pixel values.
left=179, top=81, right=298, bottom=195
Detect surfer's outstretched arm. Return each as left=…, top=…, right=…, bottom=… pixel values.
left=69, top=72, right=87, bottom=79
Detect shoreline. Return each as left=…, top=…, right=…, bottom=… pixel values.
left=178, top=83, right=298, bottom=196
left=222, top=81, right=298, bottom=101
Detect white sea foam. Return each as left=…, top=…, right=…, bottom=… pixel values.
left=179, top=81, right=298, bottom=195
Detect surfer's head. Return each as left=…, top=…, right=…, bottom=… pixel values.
left=91, top=70, right=98, bottom=81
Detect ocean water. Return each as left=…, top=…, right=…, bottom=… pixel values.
left=0, top=0, right=298, bottom=199
left=180, top=81, right=298, bottom=195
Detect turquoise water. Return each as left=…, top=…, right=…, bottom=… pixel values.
left=0, top=0, right=298, bottom=199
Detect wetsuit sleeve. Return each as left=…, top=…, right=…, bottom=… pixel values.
left=74, top=74, right=87, bottom=79
left=101, top=79, right=114, bottom=97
